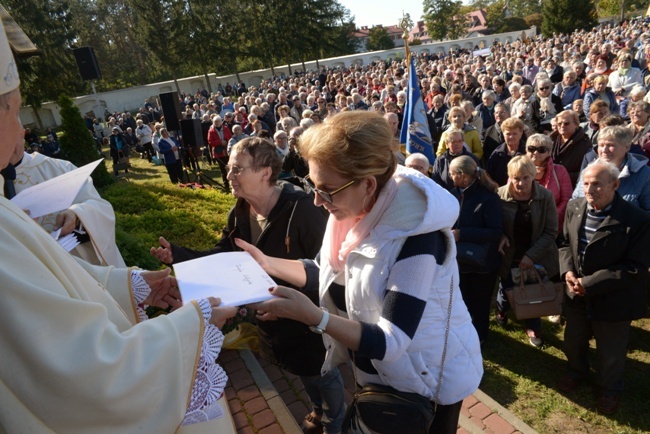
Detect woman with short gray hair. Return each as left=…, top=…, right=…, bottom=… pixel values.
left=573, top=125, right=650, bottom=212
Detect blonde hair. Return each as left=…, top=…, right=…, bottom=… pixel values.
left=593, top=75, right=609, bottom=85
left=447, top=106, right=466, bottom=121
left=507, top=155, right=536, bottom=178
left=299, top=111, right=397, bottom=192
left=556, top=109, right=580, bottom=125
left=501, top=117, right=525, bottom=132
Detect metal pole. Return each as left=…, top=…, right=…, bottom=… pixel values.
left=91, top=81, right=102, bottom=122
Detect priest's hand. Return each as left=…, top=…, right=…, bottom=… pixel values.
left=150, top=236, right=174, bottom=264
left=55, top=209, right=79, bottom=236
left=207, top=297, right=238, bottom=328
left=141, top=268, right=183, bottom=310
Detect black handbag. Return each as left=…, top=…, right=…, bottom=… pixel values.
left=343, top=277, right=455, bottom=434
left=344, top=383, right=435, bottom=433
left=456, top=242, right=489, bottom=267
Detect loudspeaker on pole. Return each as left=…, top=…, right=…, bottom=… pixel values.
left=180, top=119, right=204, bottom=147
left=159, top=91, right=182, bottom=132
left=73, top=47, right=101, bottom=81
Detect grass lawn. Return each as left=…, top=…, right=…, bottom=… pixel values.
left=99, top=155, right=650, bottom=434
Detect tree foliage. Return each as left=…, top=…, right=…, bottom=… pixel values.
left=598, top=0, right=646, bottom=20
left=487, top=0, right=530, bottom=33
left=366, top=27, right=395, bottom=51
left=5, top=0, right=87, bottom=111
left=541, top=0, right=597, bottom=37
left=9, top=0, right=359, bottom=104
left=423, top=0, right=468, bottom=41
left=58, top=94, right=114, bottom=187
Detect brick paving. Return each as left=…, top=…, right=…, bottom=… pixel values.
left=219, top=348, right=537, bottom=434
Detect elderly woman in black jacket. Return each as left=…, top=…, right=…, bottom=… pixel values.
left=150, top=138, right=342, bottom=434
left=450, top=156, right=503, bottom=344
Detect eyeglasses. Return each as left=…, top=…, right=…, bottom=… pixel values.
left=304, top=174, right=356, bottom=204
left=556, top=121, right=572, bottom=127
left=527, top=146, right=549, bottom=154
left=539, top=86, right=550, bottom=90
left=225, top=165, right=253, bottom=176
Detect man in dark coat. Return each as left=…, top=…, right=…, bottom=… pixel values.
left=558, top=161, right=650, bottom=414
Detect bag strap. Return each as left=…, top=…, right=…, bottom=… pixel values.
left=551, top=165, right=560, bottom=191
left=350, top=275, right=454, bottom=406
left=434, top=275, right=453, bottom=404
left=518, top=267, right=544, bottom=290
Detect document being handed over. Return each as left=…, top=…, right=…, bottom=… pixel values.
left=173, top=251, right=276, bottom=306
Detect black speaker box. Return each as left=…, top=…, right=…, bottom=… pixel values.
left=73, top=47, right=101, bottom=81
left=160, top=92, right=182, bottom=131
left=180, top=119, right=204, bottom=148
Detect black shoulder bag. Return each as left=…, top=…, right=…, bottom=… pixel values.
left=343, top=276, right=455, bottom=434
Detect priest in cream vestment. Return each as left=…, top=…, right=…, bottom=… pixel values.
left=11, top=146, right=126, bottom=267
left=0, top=21, right=236, bottom=433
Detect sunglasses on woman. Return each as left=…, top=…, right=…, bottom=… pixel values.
left=527, top=146, right=549, bottom=154
left=304, top=174, right=356, bottom=204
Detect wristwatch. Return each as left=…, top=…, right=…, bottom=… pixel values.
left=309, top=307, right=329, bottom=334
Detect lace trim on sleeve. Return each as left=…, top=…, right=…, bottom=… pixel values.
left=182, top=298, right=227, bottom=426
left=130, top=270, right=151, bottom=323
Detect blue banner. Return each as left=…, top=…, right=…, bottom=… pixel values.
left=399, top=58, right=435, bottom=165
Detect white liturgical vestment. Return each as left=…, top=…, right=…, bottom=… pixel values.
left=13, top=152, right=126, bottom=267
left=0, top=177, right=230, bottom=433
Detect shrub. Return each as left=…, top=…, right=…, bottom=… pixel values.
left=58, top=94, right=114, bottom=188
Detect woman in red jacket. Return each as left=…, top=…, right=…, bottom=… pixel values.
left=208, top=115, right=233, bottom=192
left=526, top=133, right=572, bottom=230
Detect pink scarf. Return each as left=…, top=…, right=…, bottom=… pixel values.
left=327, top=177, right=399, bottom=271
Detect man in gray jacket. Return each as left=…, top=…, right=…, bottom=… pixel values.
left=558, top=160, right=650, bottom=414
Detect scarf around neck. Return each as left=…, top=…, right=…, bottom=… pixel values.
left=325, top=176, right=398, bottom=272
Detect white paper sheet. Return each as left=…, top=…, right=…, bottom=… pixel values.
left=173, top=251, right=276, bottom=306
left=49, top=229, right=81, bottom=252
left=11, top=159, right=103, bottom=218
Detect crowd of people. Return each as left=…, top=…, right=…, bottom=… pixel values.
left=6, top=14, right=650, bottom=433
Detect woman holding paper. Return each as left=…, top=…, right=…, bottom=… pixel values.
left=149, top=138, right=341, bottom=434
left=238, top=111, right=483, bottom=434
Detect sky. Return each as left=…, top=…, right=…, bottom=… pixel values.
left=339, top=0, right=426, bottom=28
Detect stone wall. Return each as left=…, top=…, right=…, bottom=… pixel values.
left=20, top=27, right=536, bottom=129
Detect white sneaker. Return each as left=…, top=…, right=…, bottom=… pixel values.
left=548, top=315, right=561, bottom=324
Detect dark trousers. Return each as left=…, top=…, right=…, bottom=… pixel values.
left=428, top=400, right=462, bottom=434
left=459, top=271, right=498, bottom=342
left=563, top=298, right=631, bottom=394
left=111, top=152, right=128, bottom=175
left=214, top=154, right=230, bottom=191
left=165, top=161, right=184, bottom=184
left=142, top=142, right=155, bottom=162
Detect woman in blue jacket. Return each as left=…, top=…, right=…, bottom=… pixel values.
left=449, top=156, right=503, bottom=344
left=157, top=128, right=184, bottom=184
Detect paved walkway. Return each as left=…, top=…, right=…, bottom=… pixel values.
left=220, top=348, right=537, bottom=434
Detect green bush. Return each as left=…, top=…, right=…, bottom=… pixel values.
left=58, top=94, right=114, bottom=188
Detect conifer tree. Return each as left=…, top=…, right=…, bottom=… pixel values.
left=541, top=0, right=597, bottom=37
left=58, top=94, right=114, bottom=188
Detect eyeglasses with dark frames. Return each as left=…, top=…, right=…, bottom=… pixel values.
left=527, top=146, right=549, bottom=154
left=304, top=174, right=356, bottom=204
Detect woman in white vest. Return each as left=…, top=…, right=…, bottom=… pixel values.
left=238, top=111, right=483, bottom=434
